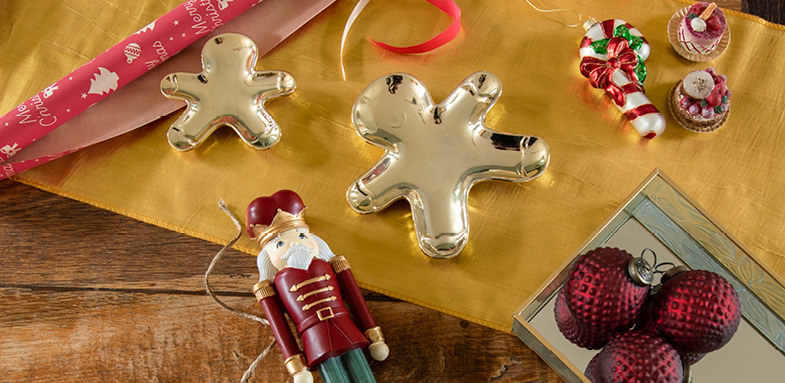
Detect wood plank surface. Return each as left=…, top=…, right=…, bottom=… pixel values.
left=745, top=0, right=785, bottom=24
left=2, top=1, right=779, bottom=383
left=0, top=181, right=561, bottom=383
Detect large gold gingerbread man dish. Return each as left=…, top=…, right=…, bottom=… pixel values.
left=161, top=33, right=295, bottom=151
left=347, top=72, right=550, bottom=258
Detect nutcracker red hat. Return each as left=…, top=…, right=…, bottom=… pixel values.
left=245, top=190, right=308, bottom=246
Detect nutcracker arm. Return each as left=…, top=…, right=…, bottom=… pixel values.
left=328, top=256, right=377, bottom=331
left=329, top=256, right=389, bottom=361
left=292, top=370, right=314, bottom=383
left=253, top=280, right=308, bottom=373
left=365, top=326, right=390, bottom=361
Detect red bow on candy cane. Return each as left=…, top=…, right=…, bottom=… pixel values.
left=579, top=37, right=640, bottom=106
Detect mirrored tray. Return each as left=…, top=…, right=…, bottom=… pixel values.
left=512, top=169, right=785, bottom=382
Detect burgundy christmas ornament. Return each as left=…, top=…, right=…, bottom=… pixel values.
left=652, top=269, right=741, bottom=353
left=554, top=289, right=617, bottom=350
left=595, top=330, right=684, bottom=383
left=679, top=351, right=706, bottom=366
left=633, top=294, right=658, bottom=334
left=585, top=352, right=601, bottom=383
left=564, top=247, right=653, bottom=334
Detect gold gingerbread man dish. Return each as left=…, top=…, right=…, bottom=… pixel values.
left=347, top=72, right=550, bottom=258
left=161, top=33, right=295, bottom=151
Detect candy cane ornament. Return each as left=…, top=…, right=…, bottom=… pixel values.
left=579, top=19, right=666, bottom=139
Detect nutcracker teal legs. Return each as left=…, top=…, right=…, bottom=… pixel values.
left=317, top=349, right=376, bottom=383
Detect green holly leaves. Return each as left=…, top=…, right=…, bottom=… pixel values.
left=635, top=58, right=647, bottom=83
left=591, top=39, right=609, bottom=54
left=592, top=25, right=645, bottom=54
left=615, top=25, right=644, bottom=50
left=589, top=25, right=648, bottom=84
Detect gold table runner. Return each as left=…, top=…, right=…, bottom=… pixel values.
left=2, top=0, right=784, bottom=331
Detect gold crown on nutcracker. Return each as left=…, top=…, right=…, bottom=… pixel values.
left=250, top=209, right=309, bottom=246
left=246, top=190, right=309, bottom=247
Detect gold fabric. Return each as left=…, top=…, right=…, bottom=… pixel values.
left=2, top=0, right=785, bottom=332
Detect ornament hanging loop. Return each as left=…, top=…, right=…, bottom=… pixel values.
left=640, top=248, right=658, bottom=267
left=651, top=261, right=677, bottom=286
left=653, top=261, right=676, bottom=275
left=524, top=0, right=586, bottom=28
left=627, top=248, right=657, bottom=286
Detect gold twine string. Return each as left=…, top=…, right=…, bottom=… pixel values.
left=205, top=199, right=277, bottom=383
left=524, top=0, right=585, bottom=28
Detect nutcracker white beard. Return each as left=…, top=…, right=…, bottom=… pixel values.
left=256, top=234, right=336, bottom=281
left=281, top=244, right=314, bottom=270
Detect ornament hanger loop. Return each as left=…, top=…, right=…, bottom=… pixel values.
left=640, top=248, right=658, bottom=270
left=653, top=261, right=676, bottom=275
left=627, top=248, right=659, bottom=287
left=524, top=0, right=585, bottom=28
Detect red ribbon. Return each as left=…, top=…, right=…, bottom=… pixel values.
left=371, top=0, right=461, bottom=54
left=624, top=104, right=659, bottom=121
left=579, top=37, right=640, bottom=106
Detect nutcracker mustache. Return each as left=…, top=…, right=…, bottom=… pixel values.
left=280, top=244, right=314, bottom=270
left=256, top=234, right=336, bottom=281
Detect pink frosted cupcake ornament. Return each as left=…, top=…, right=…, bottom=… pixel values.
left=668, top=2, right=730, bottom=61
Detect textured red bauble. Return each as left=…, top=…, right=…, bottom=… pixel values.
left=595, top=330, right=683, bottom=383
left=652, top=270, right=741, bottom=353
left=633, top=294, right=659, bottom=334
left=679, top=351, right=706, bottom=366
left=585, top=352, right=601, bottom=383
left=564, top=247, right=652, bottom=333
left=554, top=289, right=617, bottom=349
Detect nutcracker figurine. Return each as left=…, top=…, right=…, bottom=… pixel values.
left=246, top=190, right=389, bottom=383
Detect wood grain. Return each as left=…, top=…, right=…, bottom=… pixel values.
left=3, top=1, right=782, bottom=382
left=0, top=286, right=559, bottom=382
left=745, top=0, right=785, bottom=24
left=0, top=180, right=562, bottom=382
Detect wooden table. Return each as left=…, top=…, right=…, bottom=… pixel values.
left=0, top=1, right=778, bottom=382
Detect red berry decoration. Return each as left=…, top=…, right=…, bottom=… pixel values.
left=652, top=270, right=741, bottom=353
left=564, top=247, right=653, bottom=334
left=706, top=15, right=722, bottom=31
left=595, top=331, right=684, bottom=383
left=706, top=92, right=722, bottom=107
left=554, top=289, right=616, bottom=349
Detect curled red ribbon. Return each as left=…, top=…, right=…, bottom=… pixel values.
left=579, top=37, right=640, bottom=106
left=371, top=0, right=461, bottom=54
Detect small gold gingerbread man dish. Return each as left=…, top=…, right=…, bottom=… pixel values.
left=161, top=33, right=295, bottom=151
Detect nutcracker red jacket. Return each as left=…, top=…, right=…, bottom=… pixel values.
left=259, top=258, right=376, bottom=367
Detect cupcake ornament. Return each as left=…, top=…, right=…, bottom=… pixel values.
left=668, top=68, right=731, bottom=133
left=668, top=2, right=730, bottom=61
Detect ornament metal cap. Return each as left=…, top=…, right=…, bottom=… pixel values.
left=583, top=17, right=598, bottom=31
left=627, top=257, right=654, bottom=286
left=661, top=265, right=690, bottom=284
